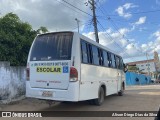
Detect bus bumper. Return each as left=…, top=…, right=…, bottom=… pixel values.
left=26, top=81, right=79, bottom=102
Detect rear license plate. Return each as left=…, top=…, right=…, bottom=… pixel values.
left=42, top=91, right=53, bottom=97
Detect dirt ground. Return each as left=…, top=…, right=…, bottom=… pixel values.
left=0, top=84, right=160, bottom=120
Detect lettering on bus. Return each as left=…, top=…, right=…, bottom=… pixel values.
left=32, top=62, right=69, bottom=67
left=37, top=67, right=62, bottom=73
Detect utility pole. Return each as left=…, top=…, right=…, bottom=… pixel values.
left=87, top=0, right=99, bottom=43
left=75, top=18, right=80, bottom=33
left=146, top=52, right=150, bottom=76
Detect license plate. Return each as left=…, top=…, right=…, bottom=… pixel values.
left=42, top=91, right=53, bottom=97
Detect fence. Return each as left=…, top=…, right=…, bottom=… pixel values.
left=125, top=72, right=151, bottom=85
left=0, top=62, right=26, bottom=103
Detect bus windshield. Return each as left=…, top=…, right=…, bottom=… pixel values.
left=30, top=32, right=73, bottom=61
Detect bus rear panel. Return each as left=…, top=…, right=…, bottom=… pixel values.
left=26, top=32, right=80, bottom=101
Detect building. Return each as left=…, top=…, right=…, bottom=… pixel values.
left=126, top=51, right=160, bottom=80
left=127, top=59, right=156, bottom=73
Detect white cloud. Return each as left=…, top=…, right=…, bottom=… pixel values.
left=123, top=3, right=138, bottom=10
left=153, top=30, right=160, bottom=43
left=83, top=28, right=160, bottom=60
left=115, top=3, right=138, bottom=19
left=0, top=0, right=90, bottom=31
left=153, top=31, right=160, bottom=37
left=115, top=6, right=132, bottom=18
left=0, top=0, right=159, bottom=61
left=131, top=17, right=147, bottom=32
left=135, top=16, right=146, bottom=25
left=119, top=28, right=130, bottom=34
left=126, top=43, right=134, bottom=50
left=139, top=27, right=147, bottom=32
left=141, top=44, right=148, bottom=52
left=120, top=39, right=128, bottom=47
left=108, top=28, right=130, bottom=39
left=136, top=30, right=160, bottom=58
left=83, top=28, right=132, bottom=55
left=156, top=0, right=160, bottom=5
left=83, top=32, right=95, bottom=41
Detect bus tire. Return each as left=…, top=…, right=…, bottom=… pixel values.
left=93, top=87, right=105, bottom=106
left=118, top=83, right=124, bottom=96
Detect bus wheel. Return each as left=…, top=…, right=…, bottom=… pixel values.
left=118, top=84, right=124, bottom=96
left=94, top=87, right=105, bottom=106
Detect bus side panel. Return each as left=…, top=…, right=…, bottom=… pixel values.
left=71, top=33, right=81, bottom=82
left=79, top=64, right=118, bottom=101
left=117, top=69, right=125, bottom=91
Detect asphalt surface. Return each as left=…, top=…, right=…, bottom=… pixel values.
left=0, top=84, right=160, bottom=120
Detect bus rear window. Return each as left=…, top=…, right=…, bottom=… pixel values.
left=30, top=32, right=73, bottom=61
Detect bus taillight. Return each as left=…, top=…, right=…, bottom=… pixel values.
left=70, top=67, right=78, bottom=82
left=26, top=68, right=30, bottom=81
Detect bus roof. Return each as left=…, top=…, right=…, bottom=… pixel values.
left=37, top=31, right=122, bottom=58
left=75, top=32, right=122, bottom=58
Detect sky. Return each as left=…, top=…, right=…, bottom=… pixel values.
left=0, top=0, right=160, bottom=63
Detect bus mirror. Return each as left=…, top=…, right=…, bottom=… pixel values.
left=124, top=64, right=128, bottom=73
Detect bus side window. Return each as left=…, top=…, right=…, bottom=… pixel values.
left=98, top=49, right=103, bottom=66
left=107, top=52, right=112, bottom=67
left=111, top=54, right=116, bottom=68
left=120, top=58, right=124, bottom=70
left=116, top=56, right=120, bottom=69
left=87, top=44, right=93, bottom=64
left=81, top=41, right=89, bottom=63
left=103, top=50, right=109, bottom=67
left=91, top=45, right=100, bottom=65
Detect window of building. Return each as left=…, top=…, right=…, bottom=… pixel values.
left=146, top=64, right=150, bottom=66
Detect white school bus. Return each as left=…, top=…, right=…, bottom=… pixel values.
left=26, top=31, right=126, bottom=105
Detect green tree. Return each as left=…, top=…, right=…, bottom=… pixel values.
left=128, top=66, right=139, bottom=72
left=37, top=26, right=48, bottom=34
left=0, top=12, right=46, bottom=66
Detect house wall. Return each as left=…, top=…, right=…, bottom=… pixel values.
left=136, top=62, right=156, bottom=73
left=0, top=62, right=26, bottom=103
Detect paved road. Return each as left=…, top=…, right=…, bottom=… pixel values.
left=0, top=85, right=160, bottom=120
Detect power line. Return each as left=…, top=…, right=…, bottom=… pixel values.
left=123, top=9, right=160, bottom=15
left=58, top=0, right=100, bottom=43
left=55, top=0, right=90, bottom=18
left=102, top=17, right=160, bottom=26
left=96, top=2, right=147, bottom=57
left=57, top=0, right=151, bottom=60
left=95, top=3, right=137, bottom=59
left=97, top=20, right=137, bottom=61
left=109, top=19, right=154, bottom=60
left=102, top=9, right=160, bottom=17
left=62, top=0, right=99, bottom=43
left=71, top=19, right=92, bottom=31
left=60, top=0, right=92, bottom=16
left=107, top=18, right=156, bottom=58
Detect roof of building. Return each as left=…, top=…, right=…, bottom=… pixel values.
left=127, top=59, right=155, bottom=65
